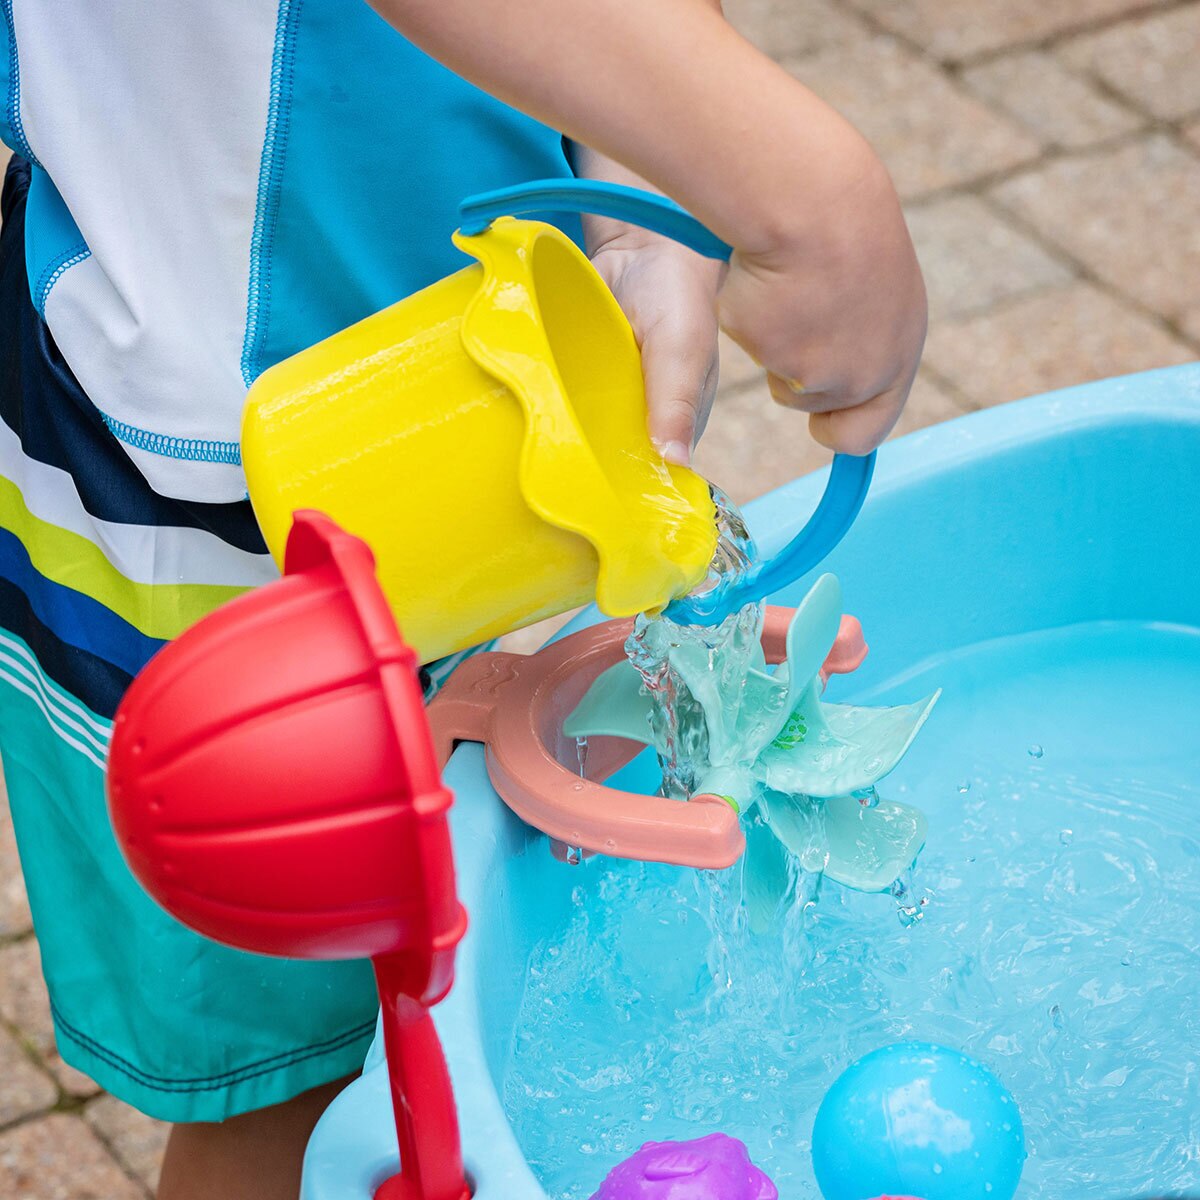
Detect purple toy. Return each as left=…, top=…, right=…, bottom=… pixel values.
left=589, top=1133, right=778, bottom=1200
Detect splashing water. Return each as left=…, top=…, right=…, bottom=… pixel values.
left=624, top=486, right=766, bottom=801
left=622, top=486, right=915, bottom=924
left=506, top=621, right=1200, bottom=1198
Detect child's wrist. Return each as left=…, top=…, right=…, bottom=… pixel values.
left=735, top=120, right=893, bottom=265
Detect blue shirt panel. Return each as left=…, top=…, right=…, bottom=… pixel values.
left=251, top=0, right=581, bottom=382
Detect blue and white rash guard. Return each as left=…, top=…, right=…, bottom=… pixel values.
left=0, top=1, right=575, bottom=502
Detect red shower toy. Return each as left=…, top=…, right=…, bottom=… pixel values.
left=106, top=510, right=469, bottom=1200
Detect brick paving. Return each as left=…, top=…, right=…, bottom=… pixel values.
left=2, top=0, right=1199, bottom=1193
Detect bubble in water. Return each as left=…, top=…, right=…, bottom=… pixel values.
left=1029, top=744, right=1045, bottom=759
left=889, top=871, right=928, bottom=926
left=1059, top=828, right=1074, bottom=845
left=958, top=781, right=972, bottom=794
left=854, top=786, right=881, bottom=809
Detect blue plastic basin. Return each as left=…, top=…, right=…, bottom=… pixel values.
left=301, top=363, right=1200, bottom=1199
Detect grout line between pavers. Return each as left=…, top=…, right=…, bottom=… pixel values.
left=0, top=1010, right=67, bottom=1098
left=947, top=57, right=1155, bottom=156
left=0, top=1099, right=154, bottom=1200
left=0, top=1107, right=56, bottom=1138
left=901, top=125, right=1158, bottom=207
left=835, top=0, right=1193, bottom=71
left=976, top=189, right=1200, bottom=355
left=0, top=1082, right=90, bottom=1137
left=82, top=1099, right=158, bottom=1200
left=914, top=362, right=978, bottom=414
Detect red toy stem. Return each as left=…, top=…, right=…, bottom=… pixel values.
left=373, top=955, right=471, bottom=1200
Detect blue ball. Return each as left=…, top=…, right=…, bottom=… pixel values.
left=811, top=1042, right=1025, bottom=1200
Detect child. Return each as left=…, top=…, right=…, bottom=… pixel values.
left=0, top=1, right=924, bottom=1197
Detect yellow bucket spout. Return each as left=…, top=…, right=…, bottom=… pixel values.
left=242, top=216, right=717, bottom=664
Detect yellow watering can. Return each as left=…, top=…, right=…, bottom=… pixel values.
left=242, top=180, right=874, bottom=663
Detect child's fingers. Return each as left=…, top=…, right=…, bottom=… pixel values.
left=806, top=385, right=908, bottom=455
left=640, top=308, right=720, bottom=465
left=765, top=365, right=912, bottom=454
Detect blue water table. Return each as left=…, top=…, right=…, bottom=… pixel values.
left=301, top=364, right=1200, bottom=1198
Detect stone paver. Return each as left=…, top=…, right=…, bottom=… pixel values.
left=991, top=134, right=1200, bottom=323
left=904, top=192, right=1074, bottom=320
left=784, top=36, right=1041, bottom=198
left=962, top=50, right=1143, bottom=149
left=0, top=786, right=32, bottom=938
left=695, top=376, right=835, bottom=506
left=923, top=281, right=1195, bottom=408
left=83, top=1096, right=168, bottom=1196
left=845, top=0, right=1171, bottom=62
left=890, top=369, right=972, bottom=435
left=0, top=939, right=99, bottom=1099
left=0, top=1113, right=145, bottom=1200
left=717, top=332, right=765, bottom=393
left=1180, top=307, right=1200, bottom=345
left=723, top=0, right=867, bottom=58
left=0, top=1026, right=56, bottom=1126
left=1058, top=3, right=1200, bottom=121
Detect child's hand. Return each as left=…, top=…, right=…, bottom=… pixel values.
left=718, top=139, right=927, bottom=456
left=379, top=0, right=926, bottom=457
left=576, top=146, right=723, bottom=467
left=587, top=221, right=724, bottom=468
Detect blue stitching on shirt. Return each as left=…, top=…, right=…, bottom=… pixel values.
left=99, top=413, right=243, bottom=466
left=240, top=0, right=303, bottom=387
left=33, top=239, right=90, bottom=317
left=2, top=0, right=40, bottom=166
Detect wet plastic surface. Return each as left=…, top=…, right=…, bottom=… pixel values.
left=301, top=365, right=1200, bottom=1200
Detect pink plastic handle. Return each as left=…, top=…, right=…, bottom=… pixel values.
left=427, top=607, right=869, bottom=870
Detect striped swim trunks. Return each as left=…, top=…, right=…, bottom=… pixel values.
left=0, top=156, right=382, bottom=1122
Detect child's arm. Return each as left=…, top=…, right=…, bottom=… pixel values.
left=369, top=0, right=926, bottom=455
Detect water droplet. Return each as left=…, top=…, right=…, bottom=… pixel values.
left=853, top=786, right=881, bottom=809
left=1028, top=744, right=1044, bottom=759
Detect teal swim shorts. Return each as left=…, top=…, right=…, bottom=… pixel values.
left=0, top=157, right=380, bottom=1123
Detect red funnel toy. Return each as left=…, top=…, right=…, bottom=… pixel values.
left=107, top=511, right=470, bottom=1200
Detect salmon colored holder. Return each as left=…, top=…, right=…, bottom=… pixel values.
left=426, top=608, right=867, bottom=869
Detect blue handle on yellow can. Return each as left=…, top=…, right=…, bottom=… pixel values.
left=460, top=179, right=876, bottom=624
left=460, top=179, right=733, bottom=259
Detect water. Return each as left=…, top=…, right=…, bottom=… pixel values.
left=624, top=485, right=765, bottom=801
left=503, top=621, right=1200, bottom=1198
